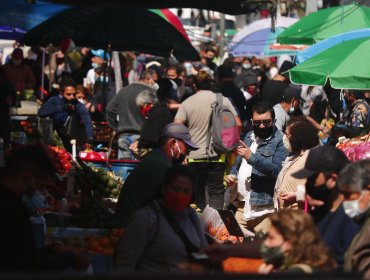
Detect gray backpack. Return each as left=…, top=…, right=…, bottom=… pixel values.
left=208, top=93, right=239, bottom=154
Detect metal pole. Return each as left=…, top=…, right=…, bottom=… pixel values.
left=112, top=51, right=122, bottom=93
left=219, top=13, right=226, bottom=62
left=41, top=48, right=45, bottom=101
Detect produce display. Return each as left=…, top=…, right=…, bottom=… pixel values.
left=74, top=165, right=123, bottom=199
left=336, top=135, right=370, bottom=162
left=48, top=228, right=124, bottom=255
left=47, top=145, right=72, bottom=175
left=69, top=199, right=117, bottom=229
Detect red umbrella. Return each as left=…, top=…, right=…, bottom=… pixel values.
left=150, top=9, right=190, bottom=42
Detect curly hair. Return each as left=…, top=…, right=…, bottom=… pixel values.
left=287, top=116, right=319, bottom=154
left=269, top=209, right=336, bottom=271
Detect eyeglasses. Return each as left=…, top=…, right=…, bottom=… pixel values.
left=251, top=119, right=273, bottom=126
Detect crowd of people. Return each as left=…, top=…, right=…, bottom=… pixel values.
left=0, top=40, right=370, bottom=277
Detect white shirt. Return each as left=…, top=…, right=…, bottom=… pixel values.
left=236, top=133, right=274, bottom=220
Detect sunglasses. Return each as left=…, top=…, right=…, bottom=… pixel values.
left=251, top=119, right=273, bottom=126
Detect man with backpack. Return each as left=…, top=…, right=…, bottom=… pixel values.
left=174, top=70, right=241, bottom=210
left=226, top=102, right=288, bottom=233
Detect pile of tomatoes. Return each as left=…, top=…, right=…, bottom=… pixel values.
left=48, top=146, right=72, bottom=175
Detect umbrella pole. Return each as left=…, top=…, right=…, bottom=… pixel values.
left=41, top=48, right=46, bottom=101
left=113, top=51, right=122, bottom=93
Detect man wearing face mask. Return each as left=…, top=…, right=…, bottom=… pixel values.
left=1, top=48, right=36, bottom=93
left=273, top=85, right=304, bottom=132
left=292, top=145, right=358, bottom=268
left=114, top=123, right=199, bottom=226
left=226, top=102, right=288, bottom=233
left=336, top=160, right=370, bottom=277
left=84, top=49, right=110, bottom=91
left=106, top=69, right=157, bottom=160
left=38, top=77, right=94, bottom=151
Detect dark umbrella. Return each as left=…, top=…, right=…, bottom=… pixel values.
left=43, top=0, right=261, bottom=15
left=23, top=2, right=200, bottom=61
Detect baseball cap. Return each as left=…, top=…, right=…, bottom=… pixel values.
left=161, top=123, right=199, bottom=150
left=292, top=145, right=350, bottom=179
left=278, top=60, right=296, bottom=75
left=91, top=49, right=110, bottom=60
left=282, top=85, right=304, bottom=103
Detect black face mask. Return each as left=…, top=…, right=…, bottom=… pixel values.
left=172, top=153, right=186, bottom=165
left=306, top=181, right=332, bottom=202
left=253, top=125, right=273, bottom=139
left=64, top=98, right=78, bottom=105
left=205, top=57, right=213, bottom=66
left=306, top=176, right=332, bottom=223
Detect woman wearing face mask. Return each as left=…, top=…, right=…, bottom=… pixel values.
left=273, top=116, right=319, bottom=210
left=114, top=165, right=208, bottom=273
left=259, top=209, right=336, bottom=274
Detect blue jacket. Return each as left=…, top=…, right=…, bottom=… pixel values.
left=38, top=95, right=94, bottom=139
left=230, top=127, right=288, bottom=205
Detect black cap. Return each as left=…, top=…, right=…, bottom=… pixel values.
left=282, top=85, right=304, bottom=103
left=292, top=145, right=350, bottom=179
left=161, top=123, right=199, bottom=150
left=278, top=60, right=296, bottom=75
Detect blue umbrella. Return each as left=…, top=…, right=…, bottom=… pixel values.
left=0, top=0, right=69, bottom=31
left=296, top=28, right=370, bottom=64
left=0, top=26, right=26, bottom=41
left=229, top=27, right=296, bottom=57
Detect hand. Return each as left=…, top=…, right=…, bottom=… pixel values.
left=237, top=140, right=252, bottom=160
left=258, top=263, right=275, bottom=274
left=129, top=140, right=139, bottom=153
left=225, top=174, right=237, bottom=187
left=63, top=103, right=76, bottom=114
left=201, top=243, right=230, bottom=263
left=306, top=194, right=324, bottom=209
left=280, top=192, right=296, bottom=203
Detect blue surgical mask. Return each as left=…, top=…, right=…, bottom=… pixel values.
left=92, top=62, right=99, bottom=69
left=289, top=106, right=295, bottom=114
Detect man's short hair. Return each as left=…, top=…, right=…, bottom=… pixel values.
left=139, top=69, right=154, bottom=81
left=337, top=159, right=370, bottom=194
left=252, top=102, right=275, bottom=120
left=217, top=64, right=234, bottom=80
left=59, top=77, right=76, bottom=92
left=135, top=89, right=156, bottom=107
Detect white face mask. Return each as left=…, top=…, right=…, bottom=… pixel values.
left=282, top=134, right=292, bottom=153
left=242, top=63, right=251, bottom=69
left=343, top=192, right=369, bottom=218
left=78, top=98, right=86, bottom=105
left=92, top=62, right=99, bottom=69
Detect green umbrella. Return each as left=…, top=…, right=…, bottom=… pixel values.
left=278, top=3, right=370, bottom=45
left=287, top=37, right=370, bottom=89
